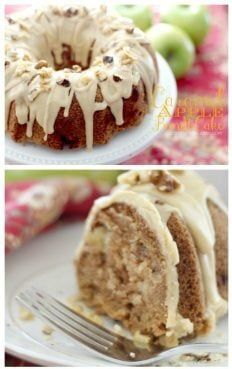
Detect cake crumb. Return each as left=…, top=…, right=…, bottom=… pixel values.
left=19, top=306, right=34, bottom=321
left=180, top=352, right=226, bottom=363
left=133, top=331, right=151, bottom=349
left=42, top=325, right=54, bottom=336
left=159, top=352, right=227, bottom=367
left=86, top=312, right=103, bottom=325
left=67, top=294, right=103, bottom=325
left=113, top=323, right=123, bottom=334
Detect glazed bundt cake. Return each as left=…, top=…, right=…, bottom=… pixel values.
left=5, top=5, right=158, bottom=150
left=76, top=170, right=228, bottom=347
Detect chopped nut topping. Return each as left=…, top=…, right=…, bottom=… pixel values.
left=121, top=58, right=133, bottom=65
left=23, top=53, right=32, bottom=61
left=103, top=56, right=114, bottom=65
left=39, top=84, right=51, bottom=92
left=65, top=8, right=79, bottom=17
left=92, top=56, right=103, bottom=66
left=72, top=64, right=82, bottom=72
left=150, top=171, right=181, bottom=193
left=126, top=27, right=134, bottom=34
left=42, top=325, right=54, bottom=335
left=34, top=60, right=48, bottom=69
left=15, top=61, right=32, bottom=77
left=100, top=47, right=107, bottom=54
left=120, top=47, right=136, bottom=65
left=7, top=17, right=16, bottom=24
left=39, top=68, right=52, bottom=79
left=57, top=79, right=70, bottom=87
left=113, top=75, right=122, bottom=82
left=52, top=6, right=62, bottom=16
left=5, top=60, right=10, bottom=67
left=95, top=70, right=108, bottom=82
left=11, top=35, right=19, bottom=41
left=155, top=200, right=165, bottom=205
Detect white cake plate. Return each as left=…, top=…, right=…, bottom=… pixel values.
left=5, top=53, right=177, bottom=165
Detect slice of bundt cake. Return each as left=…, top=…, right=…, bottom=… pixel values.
left=75, top=170, right=228, bottom=347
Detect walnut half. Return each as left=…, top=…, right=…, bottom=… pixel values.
left=150, top=171, right=181, bottom=193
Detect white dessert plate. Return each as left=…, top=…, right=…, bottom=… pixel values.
left=6, top=220, right=228, bottom=365
left=5, top=53, right=177, bottom=165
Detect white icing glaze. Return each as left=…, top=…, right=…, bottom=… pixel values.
left=117, top=170, right=228, bottom=325
left=5, top=5, right=158, bottom=149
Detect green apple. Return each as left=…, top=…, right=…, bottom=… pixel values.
left=160, top=5, right=210, bottom=46
left=115, top=5, right=152, bottom=31
left=146, top=23, right=195, bottom=79
left=5, top=170, right=121, bottom=184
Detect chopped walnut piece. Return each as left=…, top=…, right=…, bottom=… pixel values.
left=72, top=64, right=82, bottom=72
left=52, top=7, right=62, bottom=16
left=15, top=61, right=32, bottom=77
left=7, top=17, right=16, bottom=24
left=120, top=47, right=136, bottom=65
left=113, top=75, right=122, bottom=82
left=11, top=35, right=19, bottom=41
left=96, top=70, right=108, bottom=82
left=64, top=8, right=79, bottom=17
left=155, top=199, right=165, bottom=205
left=23, top=54, right=32, bottom=61
left=126, top=27, right=134, bottom=34
left=150, top=171, right=181, bottom=193
left=39, top=68, right=52, bottom=79
left=34, top=60, right=48, bottom=69
left=92, top=56, right=103, bottom=66
left=57, top=79, right=70, bottom=87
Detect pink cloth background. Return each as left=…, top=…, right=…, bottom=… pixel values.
left=5, top=178, right=111, bottom=367
left=125, top=5, right=228, bottom=164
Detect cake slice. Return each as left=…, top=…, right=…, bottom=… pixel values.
left=75, top=170, right=228, bottom=347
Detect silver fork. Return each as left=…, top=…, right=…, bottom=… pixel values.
left=16, top=287, right=227, bottom=366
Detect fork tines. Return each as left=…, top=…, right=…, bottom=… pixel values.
left=16, top=287, right=119, bottom=354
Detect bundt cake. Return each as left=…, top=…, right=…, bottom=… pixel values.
left=5, top=5, right=158, bottom=150
left=76, top=170, right=228, bottom=347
